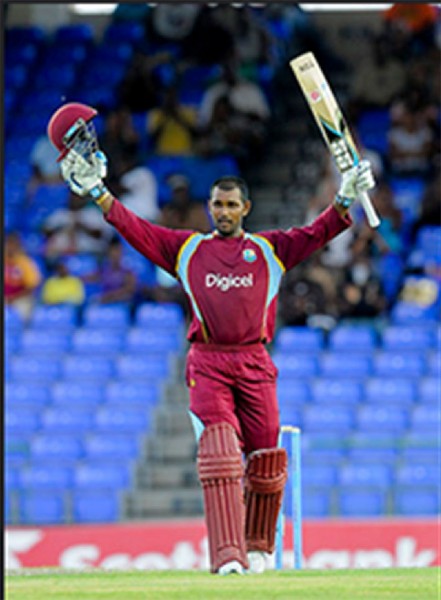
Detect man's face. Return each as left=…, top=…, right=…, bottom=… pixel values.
left=208, top=186, right=251, bottom=238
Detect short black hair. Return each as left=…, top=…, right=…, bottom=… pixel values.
left=210, top=176, right=249, bottom=203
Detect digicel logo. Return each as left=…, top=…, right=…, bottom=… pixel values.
left=205, top=273, right=253, bottom=292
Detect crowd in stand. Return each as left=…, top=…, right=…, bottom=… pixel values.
left=5, top=3, right=440, bottom=329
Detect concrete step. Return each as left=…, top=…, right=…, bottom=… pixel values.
left=146, top=432, right=197, bottom=462
left=137, top=461, right=198, bottom=489
left=126, top=487, right=203, bottom=517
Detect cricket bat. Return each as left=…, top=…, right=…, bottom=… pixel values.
left=290, top=52, right=380, bottom=228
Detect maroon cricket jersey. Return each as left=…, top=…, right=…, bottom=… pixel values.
left=106, top=200, right=351, bottom=345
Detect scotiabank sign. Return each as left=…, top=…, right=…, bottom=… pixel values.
left=5, top=518, right=440, bottom=570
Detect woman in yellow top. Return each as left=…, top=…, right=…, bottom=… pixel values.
left=41, top=261, right=85, bottom=306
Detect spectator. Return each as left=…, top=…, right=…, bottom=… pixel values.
left=158, top=174, right=211, bottom=232
left=85, top=237, right=137, bottom=305
left=112, top=157, right=159, bottom=221
left=117, top=52, right=167, bottom=112
left=41, top=260, right=85, bottom=306
left=27, top=135, right=63, bottom=196
left=98, top=108, right=142, bottom=182
left=147, top=85, right=198, bottom=156
left=383, top=3, right=439, bottom=59
left=42, top=192, right=113, bottom=261
left=4, top=232, right=42, bottom=321
left=411, top=167, right=441, bottom=239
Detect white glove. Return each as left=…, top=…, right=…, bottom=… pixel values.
left=60, top=149, right=108, bottom=199
left=335, top=160, right=376, bottom=208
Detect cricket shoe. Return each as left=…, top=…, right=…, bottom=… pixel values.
left=217, top=560, right=245, bottom=575
left=246, top=551, right=266, bottom=574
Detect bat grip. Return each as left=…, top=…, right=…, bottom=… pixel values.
left=359, top=191, right=381, bottom=228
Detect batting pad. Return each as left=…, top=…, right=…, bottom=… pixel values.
left=197, top=422, right=249, bottom=573
left=244, top=448, right=288, bottom=553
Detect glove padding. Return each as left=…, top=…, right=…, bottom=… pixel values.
left=60, top=149, right=108, bottom=198
left=336, top=160, right=376, bottom=208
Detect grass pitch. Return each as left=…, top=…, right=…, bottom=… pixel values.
left=5, top=567, right=440, bottom=600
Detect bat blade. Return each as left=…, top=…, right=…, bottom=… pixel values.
left=290, top=52, right=380, bottom=228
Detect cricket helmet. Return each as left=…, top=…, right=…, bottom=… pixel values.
left=47, top=102, right=98, bottom=161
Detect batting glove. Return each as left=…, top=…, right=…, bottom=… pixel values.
left=60, top=149, right=109, bottom=200
left=335, top=160, right=376, bottom=208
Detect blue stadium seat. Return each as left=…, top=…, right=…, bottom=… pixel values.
left=5, top=306, right=23, bottom=333
left=348, top=431, right=399, bottom=452
left=320, top=353, right=372, bottom=378
left=337, top=489, right=388, bottom=516
left=6, top=408, right=41, bottom=435
left=339, top=464, right=393, bottom=487
left=51, top=382, right=106, bottom=405
left=6, top=25, right=45, bottom=46
left=394, top=488, right=440, bottom=516
left=400, top=448, right=438, bottom=464
left=301, top=487, right=332, bottom=518
left=279, top=406, right=302, bottom=427
left=274, top=327, right=324, bottom=353
left=19, top=464, right=74, bottom=489
left=410, top=405, right=440, bottom=432
left=54, top=24, right=94, bottom=43
left=302, top=465, right=338, bottom=487
left=277, top=380, right=311, bottom=405
left=83, top=304, right=131, bottom=330
left=136, top=302, right=184, bottom=329
left=103, top=22, right=145, bottom=44
left=71, top=489, right=121, bottom=523
left=402, top=431, right=439, bottom=451
left=357, top=406, right=409, bottom=433
left=391, top=301, right=438, bottom=326
left=5, top=435, right=31, bottom=463
left=63, top=254, right=99, bottom=278
left=20, top=330, right=71, bottom=354
left=30, top=305, right=78, bottom=330
left=373, top=352, right=426, bottom=378
left=115, top=355, right=170, bottom=380
left=30, top=434, right=84, bottom=462
left=382, top=326, right=435, bottom=351
left=105, top=381, right=159, bottom=405
left=74, top=462, right=133, bottom=489
left=328, top=326, right=377, bottom=351
left=125, top=328, right=181, bottom=353
left=396, top=464, right=439, bottom=486
left=310, top=380, right=363, bottom=405
left=348, top=448, right=398, bottom=464
left=302, top=405, right=355, bottom=433
left=427, top=351, right=440, bottom=377
left=83, top=434, right=141, bottom=460
left=94, top=407, right=151, bottom=433
left=273, top=354, right=319, bottom=378
left=364, top=378, right=416, bottom=405
left=415, top=226, right=441, bottom=263
left=10, top=355, right=61, bottom=383
left=6, top=330, right=22, bottom=355
left=72, top=329, right=125, bottom=355
left=18, top=490, right=67, bottom=524
left=5, top=465, right=21, bottom=491
left=418, top=377, right=439, bottom=403
left=5, top=383, right=51, bottom=407
left=62, top=356, right=115, bottom=381
left=41, top=407, right=95, bottom=433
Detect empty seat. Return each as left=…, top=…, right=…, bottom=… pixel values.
left=273, top=353, right=319, bottom=378
left=302, top=487, right=332, bottom=518
left=19, top=464, right=74, bottom=489
left=41, top=407, right=95, bottom=433
left=135, top=302, right=184, bottom=329
left=395, top=463, right=439, bottom=486
left=394, top=488, right=440, bottom=516
left=6, top=407, right=41, bottom=435
left=115, top=355, right=170, bottom=380
left=5, top=306, right=23, bottom=333
left=279, top=406, right=302, bottom=427
left=62, top=356, right=114, bottom=381
left=302, top=465, right=338, bottom=487
left=10, top=356, right=62, bottom=382
left=382, top=326, right=435, bottom=351
left=94, top=406, right=151, bottom=433
left=302, top=405, right=355, bottom=433
left=328, top=326, right=377, bottom=351
left=83, top=434, right=141, bottom=460
left=410, top=405, right=440, bottom=432
left=310, top=380, right=363, bottom=404
left=337, top=489, right=388, bottom=516
left=402, top=431, right=439, bottom=451
left=339, top=464, right=393, bottom=487
left=418, top=377, right=439, bottom=403
left=277, top=380, right=311, bottom=405
left=72, top=329, right=125, bottom=354
left=364, top=378, right=416, bottom=405
left=83, top=304, right=130, bottom=330
left=427, top=351, right=440, bottom=377
left=30, top=434, right=83, bottom=461
left=74, top=462, right=133, bottom=489
left=125, top=328, right=181, bottom=353
left=373, top=352, right=426, bottom=377
left=30, top=305, right=78, bottom=330
left=20, top=330, right=71, bottom=354
left=5, top=383, right=51, bottom=407
left=357, top=406, right=409, bottom=433
left=275, top=327, right=324, bottom=352
left=400, top=448, right=439, bottom=463
left=320, top=353, right=372, bottom=377
left=18, top=490, right=67, bottom=524
left=71, top=489, right=121, bottom=523
left=105, top=381, right=159, bottom=405
left=51, top=381, right=106, bottom=405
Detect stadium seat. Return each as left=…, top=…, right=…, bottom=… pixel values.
left=302, top=405, right=355, bottom=433
left=20, top=330, right=71, bottom=354
left=357, top=406, right=409, bottom=433
left=72, top=329, right=125, bottom=355
left=94, top=406, right=151, bottom=433
left=115, top=355, right=171, bottom=380
left=400, top=448, right=439, bottom=464
left=63, top=254, right=99, bottom=278
left=395, top=464, right=439, bottom=486
left=51, top=382, right=106, bottom=405
left=30, top=305, right=78, bottom=330
left=5, top=383, right=51, bottom=407
left=30, top=435, right=84, bottom=462
left=19, top=464, right=74, bottom=489
left=279, top=406, right=302, bottom=427
left=273, top=353, right=319, bottom=378
left=320, top=353, right=372, bottom=378
left=382, top=326, right=435, bottom=351
left=364, top=378, right=416, bottom=405
left=6, top=407, right=41, bottom=435
left=103, top=22, right=145, bottom=44
left=10, top=356, right=62, bottom=383
left=62, top=356, right=115, bottom=381
left=83, top=434, right=141, bottom=460
left=418, top=377, right=439, bottom=403
left=339, top=464, right=393, bottom=488
left=337, top=489, right=388, bottom=516
left=347, top=448, right=398, bottom=465
left=328, top=326, right=377, bottom=351
left=310, top=380, right=363, bottom=405
left=5, top=434, right=31, bottom=464
left=105, top=381, right=159, bottom=405
left=54, top=24, right=94, bottom=43
left=402, top=431, right=439, bottom=451
left=410, top=405, right=440, bottom=432
left=373, top=352, right=426, bottom=377
left=41, top=407, right=95, bottom=433
left=71, top=489, right=122, bottom=523
left=301, top=487, right=332, bottom=518
left=5, top=306, right=23, bottom=334
left=74, top=462, right=133, bottom=489
left=135, top=302, right=184, bottom=329
left=427, top=351, right=440, bottom=377
left=83, top=304, right=131, bottom=330
left=125, top=328, right=181, bottom=353
left=18, top=490, right=67, bottom=524
left=302, top=465, right=338, bottom=487
left=394, top=488, right=440, bottom=516
left=274, top=327, right=324, bottom=353
left=277, top=380, right=311, bottom=405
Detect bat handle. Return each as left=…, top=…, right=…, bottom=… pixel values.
left=359, top=191, right=381, bottom=228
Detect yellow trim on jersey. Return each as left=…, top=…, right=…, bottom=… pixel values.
left=252, top=234, right=286, bottom=273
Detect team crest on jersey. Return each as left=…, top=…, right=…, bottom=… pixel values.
left=243, top=249, right=257, bottom=263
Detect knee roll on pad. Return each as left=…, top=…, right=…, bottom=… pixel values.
left=244, top=448, right=288, bottom=553
left=197, top=422, right=248, bottom=573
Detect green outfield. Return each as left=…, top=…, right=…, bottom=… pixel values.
left=5, top=568, right=440, bottom=600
